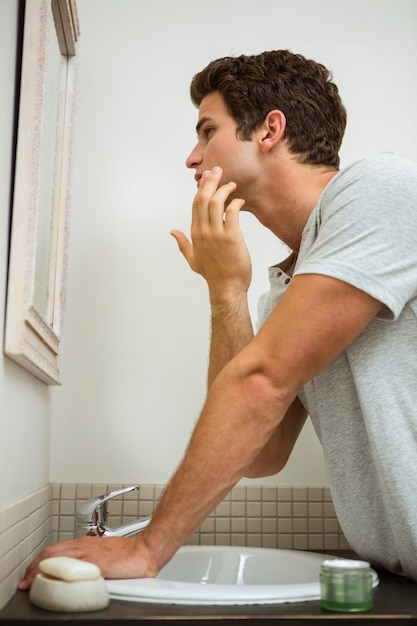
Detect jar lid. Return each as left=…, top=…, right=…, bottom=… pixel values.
left=321, top=558, right=370, bottom=571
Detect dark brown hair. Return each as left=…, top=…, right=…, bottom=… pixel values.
left=190, top=50, right=346, bottom=168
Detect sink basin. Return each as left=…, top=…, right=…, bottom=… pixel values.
left=106, top=545, right=379, bottom=605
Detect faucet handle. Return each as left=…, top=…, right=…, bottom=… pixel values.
left=76, top=486, right=139, bottom=529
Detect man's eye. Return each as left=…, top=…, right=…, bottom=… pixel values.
left=204, top=127, right=214, bottom=138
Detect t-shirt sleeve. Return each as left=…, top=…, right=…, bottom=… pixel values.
left=294, top=154, right=417, bottom=321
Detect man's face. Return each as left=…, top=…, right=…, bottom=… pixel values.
left=186, top=91, right=258, bottom=193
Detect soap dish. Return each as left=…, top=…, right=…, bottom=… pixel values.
left=29, top=557, right=109, bottom=613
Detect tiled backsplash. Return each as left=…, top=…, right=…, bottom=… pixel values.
left=52, top=483, right=349, bottom=551
left=0, top=485, right=51, bottom=611
left=0, top=482, right=349, bottom=610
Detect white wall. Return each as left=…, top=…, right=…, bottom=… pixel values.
left=0, top=1, right=52, bottom=510
left=51, top=0, right=417, bottom=486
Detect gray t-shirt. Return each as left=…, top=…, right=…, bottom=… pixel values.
left=257, top=153, right=417, bottom=579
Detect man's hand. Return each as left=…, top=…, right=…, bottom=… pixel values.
left=171, top=167, right=251, bottom=304
left=19, top=534, right=158, bottom=590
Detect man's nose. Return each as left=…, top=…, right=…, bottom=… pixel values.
left=186, top=144, right=203, bottom=169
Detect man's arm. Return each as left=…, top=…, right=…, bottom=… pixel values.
left=207, top=254, right=300, bottom=390
left=20, top=170, right=255, bottom=588
left=136, top=273, right=382, bottom=571
left=173, top=169, right=305, bottom=477
left=20, top=271, right=382, bottom=589
left=171, top=169, right=253, bottom=386
left=245, top=396, right=308, bottom=478
left=207, top=294, right=253, bottom=386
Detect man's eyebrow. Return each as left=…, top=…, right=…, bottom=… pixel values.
left=196, top=116, right=213, bottom=135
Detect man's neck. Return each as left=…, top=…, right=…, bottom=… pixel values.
left=253, top=161, right=338, bottom=252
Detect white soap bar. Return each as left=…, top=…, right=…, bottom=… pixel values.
left=39, top=557, right=101, bottom=582
left=29, top=574, right=109, bottom=613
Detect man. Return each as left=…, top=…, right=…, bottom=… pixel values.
left=20, top=50, right=417, bottom=588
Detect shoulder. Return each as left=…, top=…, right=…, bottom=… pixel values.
left=334, top=153, right=417, bottom=187
left=321, top=153, right=417, bottom=210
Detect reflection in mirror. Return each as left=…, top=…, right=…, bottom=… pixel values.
left=4, top=0, right=80, bottom=384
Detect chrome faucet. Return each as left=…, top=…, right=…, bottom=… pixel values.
left=75, top=485, right=151, bottom=538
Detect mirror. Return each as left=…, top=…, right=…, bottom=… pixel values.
left=4, top=0, right=80, bottom=384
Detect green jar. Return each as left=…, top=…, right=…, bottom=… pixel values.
left=320, top=559, right=373, bottom=612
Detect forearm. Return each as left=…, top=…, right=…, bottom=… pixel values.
left=208, top=291, right=254, bottom=387
left=171, top=168, right=253, bottom=390
left=206, top=252, right=298, bottom=387
left=139, top=355, right=293, bottom=572
left=244, top=396, right=308, bottom=477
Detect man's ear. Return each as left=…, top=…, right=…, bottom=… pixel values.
left=259, top=110, right=286, bottom=153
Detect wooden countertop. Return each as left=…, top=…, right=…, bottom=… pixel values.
left=1, top=568, right=417, bottom=625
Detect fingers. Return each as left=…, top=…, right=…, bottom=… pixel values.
left=170, top=229, right=190, bottom=250
left=191, top=169, right=219, bottom=230
left=19, top=537, right=97, bottom=590
left=193, top=168, right=242, bottom=233
left=19, top=547, right=51, bottom=589
left=170, top=229, right=194, bottom=268
left=19, top=565, right=38, bottom=590
left=223, top=197, right=246, bottom=233
left=19, top=548, right=56, bottom=589
left=19, top=534, right=159, bottom=590
left=170, top=168, right=247, bottom=286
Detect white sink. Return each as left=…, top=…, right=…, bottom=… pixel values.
left=106, top=545, right=378, bottom=605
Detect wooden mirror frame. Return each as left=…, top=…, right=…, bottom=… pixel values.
left=4, top=0, right=80, bottom=384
